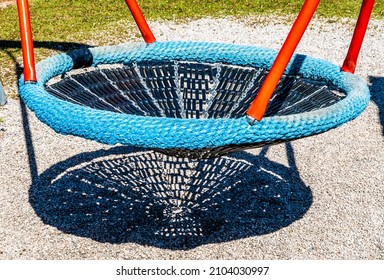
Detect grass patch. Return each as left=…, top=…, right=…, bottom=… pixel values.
left=1, top=0, right=383, bottom=42
left=0, top=0, right=383, bottom=94
left=1, top=1, right=383, bottom=44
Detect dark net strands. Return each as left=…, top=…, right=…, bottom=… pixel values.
left=46, top=61, right=345, bottom=158
left=45, top=62, right=345, bottom=119
left=45, top=61, right=345, bottom=158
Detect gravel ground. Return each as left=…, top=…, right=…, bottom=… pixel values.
left=0, top=1, right=12, bottom=9
left=0, top=16, right=383, bottom=259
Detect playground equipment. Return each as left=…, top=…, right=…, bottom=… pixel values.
left=16, top=0, right=374, bottom=159
left=0, top=80, right=6, bottom=106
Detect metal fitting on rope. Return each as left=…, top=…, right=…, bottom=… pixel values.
left=246, top=115, right=256, bottom=126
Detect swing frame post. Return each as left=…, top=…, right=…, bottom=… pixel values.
left=124, top=0, right=156, bottom=44
left=17, top=0, right=37, bottom=83
left=246, top=0, right=320, bottom=122
left=342, top=0, right=375, bottom=73
left=246, top=0, right=375, bottom=122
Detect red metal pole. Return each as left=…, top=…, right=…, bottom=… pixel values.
left=17, top=0, right=37, bottom=83
left=125, top=0, right=156, bottom=44
left=246, top=0, right=320, bottom=122
left=341, top=0, right=375, bottom=73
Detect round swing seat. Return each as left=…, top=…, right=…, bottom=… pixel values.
left=19, top=41, right=370, bottom=158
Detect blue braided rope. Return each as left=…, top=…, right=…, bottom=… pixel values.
left=19, top=41, right=370, bottom=150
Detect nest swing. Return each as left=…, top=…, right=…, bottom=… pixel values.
left=14, top=0, right=376, bottom=239
left=16, top=0, right=374, bottom=159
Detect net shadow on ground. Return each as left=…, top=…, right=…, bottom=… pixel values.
left=29, top=144, right=313, bottom=250
left=369, top=76, right=384, bottom=136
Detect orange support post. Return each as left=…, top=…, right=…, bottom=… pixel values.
left=342, top=0, right=375, bottom=73
left=125, top=0, right=156, bottom=44
left=247, top=0, right=320, bottom=122
left=17, top=0, right=37, bottom=83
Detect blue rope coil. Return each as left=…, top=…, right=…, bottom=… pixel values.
left=18, top=41, right=370, bottom=151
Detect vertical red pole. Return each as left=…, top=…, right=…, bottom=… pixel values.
left=341, top=0, right=375, bottom=73
left=125, top=0, right=156, bottom=43
left=17, top=0, right=37, bottom=83
left=246, top=0, right=320, bottom=122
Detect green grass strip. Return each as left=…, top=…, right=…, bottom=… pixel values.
left=1, top=0, right=383, bottom=42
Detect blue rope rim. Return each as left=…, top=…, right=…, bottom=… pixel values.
left=18, top=41, right=370, bottom=150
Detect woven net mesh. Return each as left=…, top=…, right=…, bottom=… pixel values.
left=45, top=61, right=345, bottom=119
left=44, top=61, right=345, bottom=157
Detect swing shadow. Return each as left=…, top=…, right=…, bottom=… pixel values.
left=369, top=76, right=384, bottom=136
left=27, top=143, right=312, bottom=250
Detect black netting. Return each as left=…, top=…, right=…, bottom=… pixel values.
left=45, top=61, right=345, bottom=120
left=44, top=61, right=346, bottom=158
